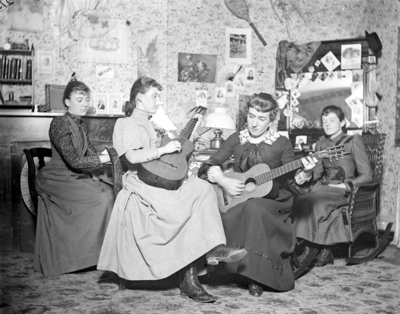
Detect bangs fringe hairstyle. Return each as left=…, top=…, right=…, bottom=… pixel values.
left=125, top=76, right=163, bottom=116
left=62, top=80, right=90, bottom=106
left=321, top=105, right=347, bottom=132
left=247, top=93, right=279, bottom=122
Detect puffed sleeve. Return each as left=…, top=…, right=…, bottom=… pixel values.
left=347, top=134, right=373, bottom=185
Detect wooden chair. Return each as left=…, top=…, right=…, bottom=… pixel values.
left=23, top=148, right=52, bottom=215
left=105, top=146, right=129, bottom=290
left=345, top=133, right=393, bottom=264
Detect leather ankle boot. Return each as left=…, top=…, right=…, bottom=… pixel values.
left=178, top=263, right=217, bottom=303
left=206, top=244, right=247, bottom=266
left=248, top=280, right=263, bottom=297
left=315, top=247, right=334, bottom=267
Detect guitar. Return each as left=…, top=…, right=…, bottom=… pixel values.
left=138, top=106, right=207, bottom=190
left=213, top=145, right=349, bottom=212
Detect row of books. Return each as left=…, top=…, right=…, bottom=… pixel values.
left=0, top=55, right=32, bottom=80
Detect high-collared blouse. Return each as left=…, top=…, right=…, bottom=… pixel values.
left=49, top=112, right=101, bottom=169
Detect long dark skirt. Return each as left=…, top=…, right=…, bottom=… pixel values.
left=291, top=183, right=351, bottom=245
left=34, top=165, right=114, bottom=276
left=217, top=188, right=296, bottom=292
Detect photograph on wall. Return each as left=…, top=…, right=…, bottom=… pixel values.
left=225, top=81, right=236, bottom=98
left=233, top=74, right=246, bottom=91
left=341, top=44, right=362, bottom=70
left=37, top=51, right=55, bottom=74
left=226, top=28, right=252, bottom=65
left=215, top=87, right=226, bottom=104
left=79, top=17, right=130, bottom=64
left=8, top=0, right=44, bottom=32
left=196, top=90, right=208, bottom=107
left=109, top=94, right=123, bottom=114
left=94, top=93, right=109, bottom=115
left=320, top=51, right=340, bottom=72
left=245, top=67, right=255, bottom=83
left=178, top=53, right=217, bottom=83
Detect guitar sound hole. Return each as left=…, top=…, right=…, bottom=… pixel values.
left=244, top=177, right=257, bottom=192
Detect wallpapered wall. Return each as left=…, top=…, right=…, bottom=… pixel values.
left=0, top=0, right=398, bottom=224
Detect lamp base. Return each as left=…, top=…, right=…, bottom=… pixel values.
left=210, top=129, right=224, bottom=150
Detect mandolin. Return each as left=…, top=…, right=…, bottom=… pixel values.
left=138, top=106, right=207, bottom=190
left=213, top=145, right=349, bottom=212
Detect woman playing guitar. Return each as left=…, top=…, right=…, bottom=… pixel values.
left=98, top=76, right=247, bottom=304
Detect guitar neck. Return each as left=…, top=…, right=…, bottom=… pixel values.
left=257, top=159, right=303, bottom=183
left=256, top=151, right=323, bottom=184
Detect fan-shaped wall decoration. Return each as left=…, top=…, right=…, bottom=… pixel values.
left=216, top=61, right=241, bottom=84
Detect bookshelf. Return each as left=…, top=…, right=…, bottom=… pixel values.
left=0, top=47, right=34, bottom=108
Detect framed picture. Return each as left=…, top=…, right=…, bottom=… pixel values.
left=226, top=28, right=252, bottom=65
left=37, top=51, right=55, bottom=74
left=196, top=90, right=208, bottom=107
left=93, top=93, right=109, bottom=114
left=109, top=93, right=123, bottom=114
left=45, top=84, right=66, bottom=112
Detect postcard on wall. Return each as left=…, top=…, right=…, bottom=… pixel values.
left=79, top=18, right=130, bottom=64
left=196, top=90, right=208, bottom=107
left=215, top=87, right=226, bottom=104
left=341, top=44, right=362, bottom=70
left=234, top=74, right=246, bottom=91
left=245, top=67, right=255, bottom=83
left=94, top=93, right=109, bottom=115
left=109, top=94, right=123, bottom=114
left=37, top=51, right=55, bottom=74
left=225, top=81, right=236, bottom=98
left=321, top=51, right=340, bottom=72
left=178, top=53, right=217, bottom=83
left=226, top=28, right=252, bottom=65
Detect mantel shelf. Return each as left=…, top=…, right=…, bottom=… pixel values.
left=0, top=79, right=32, bottom=84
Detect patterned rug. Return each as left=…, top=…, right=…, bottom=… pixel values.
left=1, top=246, right=399, bottom=314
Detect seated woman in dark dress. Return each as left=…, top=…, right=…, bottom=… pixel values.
left=34, top=80, right=114, bottom=276
left=291, top=105, right=373, bottom=267
left=198, top=93, right=317, bottom=297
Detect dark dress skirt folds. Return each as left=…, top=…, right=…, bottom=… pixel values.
left=199, top=132, right=296, bottom=292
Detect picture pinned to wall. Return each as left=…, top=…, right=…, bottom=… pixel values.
left=245, top=67, right=255, bottom=83
left=137, top=29, right=162, bottom=82
left=196, top=90, right=208, bottom=107
left=233, top=74, right=246, bottom=91
left=8, top=0, right=44, bottom=32
left=109, top=93, right=123, bottom=114
left=37, top=51, right=55, bottom=75
left=320, top=51, right=340, bottom=72
left=96, top=66, right=115, bottom=79
left=226, top=28, right=252, bottom=65
left=341, top=44, right=362, bottom=70
left=79, top=18, right=130, bottom=64
left=178, top=53, right=217, bottom=83
left=225, top=81, right=235, bottom=98
left=215, top=87, right=226, bottom=104
left=94, top=93, right=109, bottom=115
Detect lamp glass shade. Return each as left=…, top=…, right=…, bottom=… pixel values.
left=202, top=108, right=235, bottom=150
left=202, top=107, right=235, bottom=130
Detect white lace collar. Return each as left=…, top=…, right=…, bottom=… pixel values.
left=239, top=128, right=281, bottom=145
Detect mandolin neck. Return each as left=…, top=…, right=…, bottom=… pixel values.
left=179, top=117, right=199, bottom=142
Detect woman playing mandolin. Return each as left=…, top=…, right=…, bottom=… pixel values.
left=291, top=105, right=373, bottom=268
left=98, top=76, right=247, bottom=304
left=198, top=93, right=317, bottom=297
